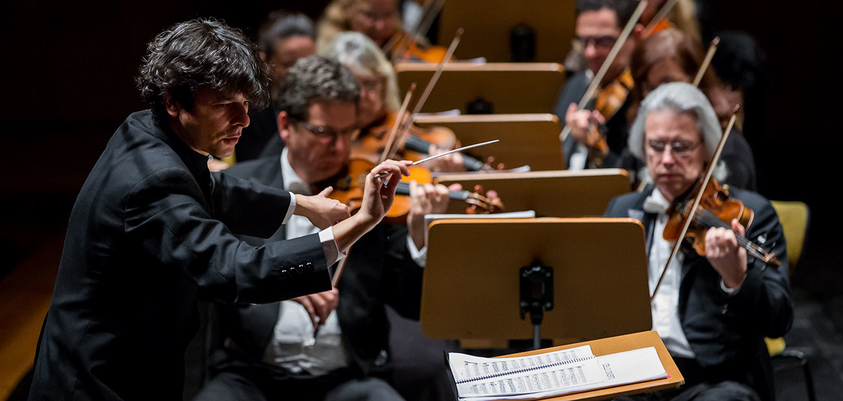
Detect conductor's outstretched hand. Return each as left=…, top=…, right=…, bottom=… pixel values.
left=357, top=160, right=412, bottom=225
left=331, top=160, right=412, bottom=255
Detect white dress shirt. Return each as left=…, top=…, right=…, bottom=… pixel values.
left=644, top=189, right=695, bottom=359
left=262, top=148, right=348, bottom=375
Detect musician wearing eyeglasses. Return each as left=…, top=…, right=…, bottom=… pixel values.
left=605, top=83, right=792, bottom=401
left=194, top=55, right=451, bottom=401
left=554, top=0, right=641, bottom=170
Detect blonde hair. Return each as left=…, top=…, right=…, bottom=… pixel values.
left=321, top=31, right=401, bottom=112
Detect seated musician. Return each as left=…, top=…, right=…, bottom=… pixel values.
left=322, top=31, right=465, bottom=172
left=554, top=0, right=641, bottom=170
left=233, top=11, right=317, bottom=164
left=604, top=82, right=792, bottom=401
left=624, top=28, right=757, bottom=191
left=193, top=55, right=451, bottom=401
left=315, top=0, right=447, bottom=63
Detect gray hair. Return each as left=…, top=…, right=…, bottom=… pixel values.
left=628, top=82, right=727, bottom=182
left=274, top=55, right=360, bottom=122
left=321, top=32, right=401, bottom=112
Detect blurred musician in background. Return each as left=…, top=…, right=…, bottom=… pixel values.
left=229, top=11, right=317, bottom=165
left=554, top=0, right=641, bottom=170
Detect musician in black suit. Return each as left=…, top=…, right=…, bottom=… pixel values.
left=604, top=83, right=792, bottom=401
left=28, top=20, right=409, bottom=401
left=192, top=55, right=450, bottom=401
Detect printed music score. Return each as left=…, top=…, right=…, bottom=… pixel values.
left=446, top=345, right=667, bottom=400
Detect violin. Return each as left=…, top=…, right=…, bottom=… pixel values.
left=585, top=69, right=634, bottom=165
left=383, top=0, right=449, bottom=64
left=663, top=178, right=780, bottom=268
left=326, top=158, right=503, bottom=224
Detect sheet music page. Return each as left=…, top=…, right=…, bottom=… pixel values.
left=448, top=345, right=607, bottom=399
left=448, top=346, right=668, bottom=401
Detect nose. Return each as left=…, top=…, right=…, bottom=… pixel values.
left=583, top=42, right=598, bottom=58
left=660, top=147, right=676, bottom=165
left=233, top=102, right=250, bottom=127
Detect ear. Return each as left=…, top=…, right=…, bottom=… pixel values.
left=163, top=93, right=181, bottom=118
left=278, top=111, right=292, bottom=142
left=259, top=51, right=267, bottom=62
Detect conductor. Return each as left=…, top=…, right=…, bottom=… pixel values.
left=28, top=18, right=409, bottom=400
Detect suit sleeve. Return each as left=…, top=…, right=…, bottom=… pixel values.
left=728, top=196, right=793, bottom=338
left=123, top=167, right=331, bottom=304
left=209, top=171, right=292, bottom=238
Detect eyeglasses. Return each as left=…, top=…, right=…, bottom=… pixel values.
left=576, top=35, right=617, bottom=49
left=358, top=77, right=383, bottom=93
left=647, top=140, right=701, bottom=157
left=297, top=121, right=359, bottom=142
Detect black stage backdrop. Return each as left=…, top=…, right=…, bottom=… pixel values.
left=1, top=0, right=840, bottom=316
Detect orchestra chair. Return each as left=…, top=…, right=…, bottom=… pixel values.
left=765, top=200, right=814, bottom=401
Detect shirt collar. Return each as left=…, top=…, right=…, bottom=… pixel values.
left=643, top=188, right=672, bottom=215
left=279, top=147, right=311, bottom=195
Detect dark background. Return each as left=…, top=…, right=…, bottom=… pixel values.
left=1, top=0, right=840, bottom=358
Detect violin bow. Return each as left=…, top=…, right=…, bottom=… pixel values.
left=650, top=106, right=739, bottom=302
left=387, top=28, right=463, bottom=161
left=379, top=83, right=417, bottom=164
left=559, top=0, right=648, bottom=141
left=693, top=37, right=719, bottom=87
left=643, top=0, right=679, bottom=36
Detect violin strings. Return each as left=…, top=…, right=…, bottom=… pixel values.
left=693, top=209, right=767, bottom=259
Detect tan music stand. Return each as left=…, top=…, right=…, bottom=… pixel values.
left=498, top=331, right=685, bottom=401
left=414, top=113, right=564, bottom=171
left=420, top=218, right=651, bottom=348
left=436, top=0, right=576, bottom=63
left=435, top=170, right=631, bottom=217
left=395, top=63, right=565, bottom=114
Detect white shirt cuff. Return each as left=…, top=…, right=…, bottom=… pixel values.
left=406, top=236, right=427, bottom=267
left=283, top=191, right=296, bottom=224
left=720, top=278, right=741, bottom=295
left=319, top=227, right=346, bottom=269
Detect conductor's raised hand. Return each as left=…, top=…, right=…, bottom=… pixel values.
left=294, top=187, right=351, bottom=229
left=357, top=160, right=412, bottom=225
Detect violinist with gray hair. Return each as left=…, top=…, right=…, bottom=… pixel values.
left=604, top=82, right=792, bottom=401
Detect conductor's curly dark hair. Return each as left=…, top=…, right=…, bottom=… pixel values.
left=136, top=18, right=271, bottom=124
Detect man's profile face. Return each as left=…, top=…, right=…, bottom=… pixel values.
left=167, top=88, right=250, bottom=158
left=644, top=109, right=706, bottom=203
left=280, top=100, right=357, bottom=184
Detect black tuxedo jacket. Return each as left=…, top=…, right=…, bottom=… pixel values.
left=216, top=155, right=424, bottom=377
left=29, top=111, right=332, bottom=401
left=604, top=186, right=793, bottom=400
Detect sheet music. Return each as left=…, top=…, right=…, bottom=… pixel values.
left=449, top=345, right=606, bottom=399
left=447, top=346, right=667, bottom=401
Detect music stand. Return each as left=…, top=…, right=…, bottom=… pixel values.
left=435, top=170, right=630, bottom=217
left=420, top=218, right=651, bottom=349
left=436, top=0, right=576, bottom=63
left=395, top=63, right=565, bottom=114
left=414, top=113, right=564, bottom=171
